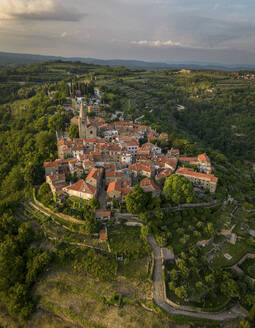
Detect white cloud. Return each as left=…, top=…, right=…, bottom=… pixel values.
left=0, top=0, right=84, bottom=21
left=0, top=0, right=54, bottom=17
left=131, top=40, right=181, bottom=47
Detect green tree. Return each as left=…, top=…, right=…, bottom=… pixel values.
left=0, top=214, right=18, bottom=239
left=48, top=113, right=66, bottom=132
left=163, top=174, right=194, bottom=204
left=88, top=198, right=100, bottom=209
left=26, top=251, right=52, bottom=285
left=205, top=273, right=215, bottom=285
left=176, top=259, right=189, bottom=278
left=37, top=183, right=53, bottom=206
left=240, top=320, right=251, bottom=328
left=169, top=269, right=178, bottom=281
left=220, top=274, right=239, bottom=298
left=175, top=286, right=188, bottom=300
left=16, top=222, right=33, bottom=248
left=0, top=240, right=24, bottom=290
left=24, top=160, right=44, bottom=186
left=140, top=225, right=149, bottom=239
left=125, top=184, right=151, bottom=214
left=68, top=124, right=79, bottom=139
left=6, top=283, right=34, bottom=320
left=35, top=131, right=56, bottom=159
left=1, top=166, right=25, bottom=197
left=82, top=209, right=98, bottom=234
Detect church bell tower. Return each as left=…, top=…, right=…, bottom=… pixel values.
left=78, top=102, right=87, bottom=139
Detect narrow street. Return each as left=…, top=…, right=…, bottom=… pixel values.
left=98, top=181, right=107, bottom=210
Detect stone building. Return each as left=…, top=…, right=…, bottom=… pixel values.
left=176, top=167, right=218, bottom=193
left=78, top=102, right=97, bottom=139
left=63, top=179, right=97, bottom=200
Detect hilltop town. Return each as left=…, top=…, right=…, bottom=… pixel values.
left=44, top=87, right=218, bottom=215
left=1, top=60, right=255, bottom=328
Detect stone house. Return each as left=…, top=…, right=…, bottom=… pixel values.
left=46, top=174, right=67, bottom=195
left=86, top=167, right=103, bottom=188
left=155, top=168, right=173, bottom=184
left=107, top=181, right=131, bottom=201
left=140, top=178, right=161, bottom=198
left=63, top=179, right=97, bottom=200
left=176, top=167, right=218, bottom=193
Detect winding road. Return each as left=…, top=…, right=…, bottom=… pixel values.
left=29, top=199, right=248, bottom=321
left=147, top=234, right=248, bottom=321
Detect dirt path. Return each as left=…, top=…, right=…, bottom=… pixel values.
left=147, top=234, right=248, bottom=321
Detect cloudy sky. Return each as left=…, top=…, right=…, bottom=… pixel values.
left=0, top=0, right=255, bottom=64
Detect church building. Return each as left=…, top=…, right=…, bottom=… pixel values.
left=78, top=102, right=97, bottom=139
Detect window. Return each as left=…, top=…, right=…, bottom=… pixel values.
left=90, top=130, right=93, bottom=134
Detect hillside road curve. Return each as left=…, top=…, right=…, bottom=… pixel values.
left=147, top=234, right=248, bottom=321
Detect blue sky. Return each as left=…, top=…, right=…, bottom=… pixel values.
left=0, top=0, right=255, bottom=64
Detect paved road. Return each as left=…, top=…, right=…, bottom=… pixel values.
left=147, top=234, right=248, bottom=321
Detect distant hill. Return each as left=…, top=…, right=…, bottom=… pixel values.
left=1, top=51, right=255, bottom=71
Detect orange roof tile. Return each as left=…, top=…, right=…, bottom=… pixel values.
left=140, top=177, right=160, bottom=190
left=107, top=181, right=122, bottom=193
left=176, top=168, right=218, bottom=184
left=156, top=168, right=173, bottom=180
left=65, top=179, right=96, bottom=194
left=47, top=174, right=66, bottom=182
left=198, top=153, right=210, bottom=163
left=105, top=171, right=122, bottom=178
left=86, top=168, right=103, bottom=180
left=44, top=161, right=59, bottom=168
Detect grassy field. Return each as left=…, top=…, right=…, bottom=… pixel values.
left=211, top=239, right=254, bottom=268
left=108, top=225, right=151, bottom=263
left=32, top=266, right=173, bottom=328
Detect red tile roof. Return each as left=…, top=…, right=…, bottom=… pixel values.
left=47, top=173, right=66, bottom=182
left=53, top=182, right=68, bottom=189
left=65, top=179, right=96, bottom=194
left=129, top=163, right=154, bottom=173
left=107, top=181, right=122, bottom=192
left=44, top=161, right=59, bottom=168
left=86, top=168, right=103, bottom=181
left=164, top=158, right=178, bottom=170
left=105, top=171, right=122, bottom=178
left=73, top=146, right=84, bottom=151
left=122, top=141, right=139, bottom=147
left=69, top=158, right=78, bottom=164
left=142, top=142, right=156, bottom=149
left=156, top=168, right=173, bottom=180
left=137, top=147, right=150, bottom=153
left=160, top=132, right=168, bottom=138
left=176, top=168, right=218, bottom=184
left=198, top=153, right=210, bottom=163
left=140, top=178, right=160, bottom=192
